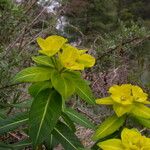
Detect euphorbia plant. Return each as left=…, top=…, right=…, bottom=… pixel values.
left=0, top=35, right=96, bottom=149
left=92, top=84, right=150, bottom=149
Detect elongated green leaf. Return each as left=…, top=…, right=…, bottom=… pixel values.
left=131, top=103, right=150, bottom=119
left=51, top=70, right=75, bottom=99
left=13, top=66, right=53, bottom=83
left=0, top=112, right=28, bottom=134
left=0, top=142, right=12, bottom=150
left=0, top=115, right=5, bottom=120
left=32, top=56, right=54, bottom=67
left=29, top=81, right=52, bottom=97
left=75, top=79, right=95, bottom=105
left=61, top=112, right=76, bottom=132
left=0, top=110, right=7, bottom=119
left=65, top=71, right=95, bottom=104
left=44, top=135, right=59, bottom=150
left=11, top=99, right=33, bottom=108
left=133, top=116, right=150, bottom=128
left=52, top=121, right=84, bottom=150
left=29, top=89, right=62, bottom=147
left=64, top=107, right=95, bottom=129
left=0, top=139, right=31, bottom=150
left=12, top=139, right=32, bottom=150
left=0, top=100, right=32, bottom=109
left=92, top=114, right=125, bottom=141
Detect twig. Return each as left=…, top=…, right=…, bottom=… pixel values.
left=92, top=77, right=100, bottom=88
left=11, top=0, right=37, bottom=34
left=8, top=132, right=21, bottom=140
left=97, top=35, right=150, bottom=60
left=76, top=108, right=96, bottom=123
left=5, top=4, right=47, bottom=53
left=67, top=23, right=85, bottom=39
left=140, top=127, right=147, bottom=133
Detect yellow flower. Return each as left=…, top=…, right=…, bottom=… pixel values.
left=121, top=128, right=150, bottom=150
left=59, top=44, right=84, bottom=70
left=77, top=51, right=95, bottom=68
left=96, top=84, right=150, bottom=117
left=37, top=35, right=67, bottom=57
left=121, top=128, right=141, bottom=149
left=98, top=128, right=150, bottom=150
left=109, top=84, right=133, bottom=105
left=59, top=44, right=95, bottom=70
left=132, top=85, right=149, bottom=104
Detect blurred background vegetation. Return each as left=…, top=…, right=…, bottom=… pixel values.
left=0, top=0, right=150, bottom=148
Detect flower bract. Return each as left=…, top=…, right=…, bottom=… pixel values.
left=98, top=128, right=150, bottom=150
left=96, top=84, right=150, bottom=117
left=59, top=44, right=95, bottom=70
left=37, top=35, right=67, bottom=57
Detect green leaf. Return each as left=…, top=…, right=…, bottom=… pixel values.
left=64, top=107, right=95, bottom=130
left=61, top=112, right=76, bottom=132
left=32, top=56, right=54, bottom=68
left=131, top=103, right=150, bottom=119
left=0, top=110, right=7, bottom=119
left=0, top=100, right=33, bottom=109
left=11, top=99, right=33, bottom=108
left=52, top=121, right=84, bottom=150
left=51, top=70, right=75, bottom=99
left=132, top=116, right=150, bottom=128
left=0, top=139, right=31, bottom=150
left=0, top=112, right=28, bottom=134
left=44, top=135, right=59, bottom=150
left=29, top=81, right=52, bottom=97
left=12, top=139, right=32, bottom=150
left=29, top=89, right=62, bottom=147
left=0, top=142, right=12, bottom=150
left=65, top=71, right=95, bottom=105
left=92, top=114, right=125, bottom=141
left=13, top=66, right=53, bottom=83
left=75, top=79, right=95, bottom=105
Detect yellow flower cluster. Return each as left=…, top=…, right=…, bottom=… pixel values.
left=98, top=128, right=150, bottom=150
left=96, top=84, right=150, bottom=117
left=109, top=84, right=149, bottom=105
left=37, top=35, right=95, bottom=70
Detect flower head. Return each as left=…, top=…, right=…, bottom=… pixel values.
left=98, top=128, right=150, bottom=150
left=96, top=84, right=149, bottom=117
left=59, top=44, right=95, bottom=70
left=37, top=35, right=67, bottom=57
left=132, top=85, right=148, bottom=104
left=109, top=84, right=133, bottom=105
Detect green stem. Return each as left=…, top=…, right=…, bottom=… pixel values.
left=51, top=57, right=57, bottom=69
left=59, top=68, right=68, bottom=73
left=62, top=97, right=66, bottom=112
